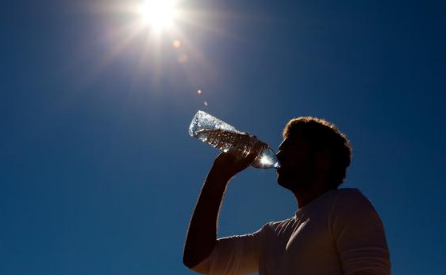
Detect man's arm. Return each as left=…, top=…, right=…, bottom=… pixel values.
left=333, top=189, right=391, bottom=275
left=183, top=152, right=256, bottom=269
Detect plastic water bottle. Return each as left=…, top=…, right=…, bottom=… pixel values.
left=189, top=110, right=280, bottom=169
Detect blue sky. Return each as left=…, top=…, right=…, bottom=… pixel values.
left=1, top=0, right=446, bottom=274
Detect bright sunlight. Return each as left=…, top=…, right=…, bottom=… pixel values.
left=138, top=0, right=178, bottom=32
left=89, top=0, right=229, bottom=85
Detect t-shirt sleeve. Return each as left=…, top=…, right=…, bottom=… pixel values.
left=331, top=189, right=391, bottom=275
left=190, top=224, right=267, bottom=275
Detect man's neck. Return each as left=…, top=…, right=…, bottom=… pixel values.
left=294, top=182, right=334, bottom=209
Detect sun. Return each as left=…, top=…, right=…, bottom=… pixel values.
left=89, top=0, right=234, bottom=84
left=138, top=0, right=178, bottom=32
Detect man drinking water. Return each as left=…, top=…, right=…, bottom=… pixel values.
left=183, top=117, right=391, bottom=275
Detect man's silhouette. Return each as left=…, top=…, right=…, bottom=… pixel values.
left=183, top=117, right=391, bottom=275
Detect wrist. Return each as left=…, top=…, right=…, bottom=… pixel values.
left=208, top=166, right=233, bottom=185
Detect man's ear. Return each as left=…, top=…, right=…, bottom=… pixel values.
left=313, top=149, right=332, bottom=174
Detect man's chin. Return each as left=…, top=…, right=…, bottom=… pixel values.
left=276, top=176, right=311, bottom=193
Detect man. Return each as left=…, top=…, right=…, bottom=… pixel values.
left=183, top=117, right=391, bottom=275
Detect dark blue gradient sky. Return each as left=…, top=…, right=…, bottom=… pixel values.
left=1, top=0, right=446, bottom=274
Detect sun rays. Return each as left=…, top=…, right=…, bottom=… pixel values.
left=80, top=0, right=249, bottom=91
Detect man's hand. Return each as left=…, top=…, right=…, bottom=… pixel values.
left=210, top=151, right=258, bottom=180
left=211, top=139, right=267, bottom=180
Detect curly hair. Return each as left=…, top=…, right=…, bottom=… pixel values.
left=283, top=117, right=352, bottom=188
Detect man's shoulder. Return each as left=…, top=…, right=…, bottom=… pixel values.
left=332, top=187, right=376, bottom=214
left=333, top=187, right=370, bottom=201
left=334, top=187, right=362, bottom=195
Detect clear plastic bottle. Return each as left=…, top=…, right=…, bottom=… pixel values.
left=189, top=110, right=280, bottom=169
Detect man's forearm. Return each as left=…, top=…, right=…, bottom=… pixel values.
left=183, top=169, right=231, bottom=269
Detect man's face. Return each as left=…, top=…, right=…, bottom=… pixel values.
left=276, top=134, right=316, bottom=193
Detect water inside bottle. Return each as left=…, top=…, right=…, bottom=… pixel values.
left=189, top=110, right=280, bottom=169
left=193, top=129, right=257, bottom=157
left=193, top=128, right=280, bottom=169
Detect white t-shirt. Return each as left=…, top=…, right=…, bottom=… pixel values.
left=191, top=188, right=391, bottom=275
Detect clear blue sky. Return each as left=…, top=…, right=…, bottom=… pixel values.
left=1, top=0, right=446, bottom=274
